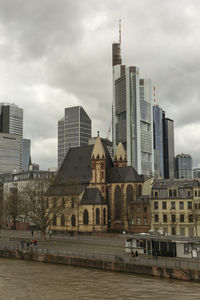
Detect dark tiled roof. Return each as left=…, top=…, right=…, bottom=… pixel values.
left=107, top=166, right=143, bottom=183
left=46, top=184, right=87, bottom=196
left=80, top=188, right=106, bottom=205
left=152, top=179, right=199, bottom=189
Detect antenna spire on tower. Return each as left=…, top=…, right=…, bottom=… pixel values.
left=119, top=19, right=121, bottom=44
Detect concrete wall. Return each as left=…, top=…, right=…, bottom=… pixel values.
left=0, top=249, right=200, bottom=282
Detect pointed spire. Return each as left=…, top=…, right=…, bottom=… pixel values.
left=114, top=142, right=127, bottom=167
left=91, top=136, right=105, bottom=160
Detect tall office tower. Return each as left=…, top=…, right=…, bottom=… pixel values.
left=193, top=168, right=200, bottom=179
left=153, top=105, right=164, bottom=177
left=175, top=153, right=193, bottom=179
left=162, top=112, right=175, bottom=179
left=0, top=133, right=20, bottom=174
left=58, top=106, right=92, bottom=168
left=112, top=40, right=154, bottom=176
left=22, top=138, right=31, bottom=171
left=0, top=103, right=23, bottom=169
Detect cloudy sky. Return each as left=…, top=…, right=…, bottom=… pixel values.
left=0, top=0, right=200, bottom=169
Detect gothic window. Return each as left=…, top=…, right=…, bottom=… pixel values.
left=52, top=214, right=57, bottom=226
left=103, top=208, right=106, bottom=225
left=96, top=208, right=100, bottom=225
left=61, top=214, right=65, bottom=227
left=71, top=215, right=76, bottom=227
left=114, top=185, right=122, bottom=220
left=83, top=209, right=89, bottom=225
left=126, top=185, right=133, bottom=203
left=137, top=184, right=142, bottom=197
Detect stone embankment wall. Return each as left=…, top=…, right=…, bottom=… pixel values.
left=0, top=249, right=200, bottom=282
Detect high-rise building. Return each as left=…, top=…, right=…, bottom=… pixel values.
left=153, top=105, right=164, bottom=177
left=58, top=106, right=92, bottom=168
left=0, top=103, right=23, bottom=169
left=22, top=138, right=31, bottom=171
left=175, top=153, right=193, bottom=179
left=0, top=133, right=20, bottom=174
left=163, top=114, right=175, bottom=179
left=193, top=168, right=200, bottom=179
left=112, top=41, right=154, bottom=177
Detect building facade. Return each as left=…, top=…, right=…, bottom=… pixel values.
left=193, top=168, right=200, bottom=179
left=0, top=133, right=20, bottom=174
left=47, top=137, right=150, bottom=234
left=151, top=179, right=200, bottom=237
left=112, top=42, right=154, bottom=177
left=0, top=103, right=23, bottom=169
left=153, top=105, right=164, bottom=177
left=22, top=138, right=31, bottom=171
left=163, top=115, right=175, bottom=179
left=58, top=106, right=92, bottom=168
left=175, top=153, right=193, bottom=179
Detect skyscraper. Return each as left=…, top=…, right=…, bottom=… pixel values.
left=153, top=105, right=164, bottom=177
left=0, top=133, right=20, bottom=174
left=112, top=41, right=154, bottom=176
left=162, top=113, right=175, bottom=179
left=0, top=103, right=23, bottom=169
left=175, top=153, right=193, bottom=179
left=22, top=138, right=31, bottom=171
left=58, top=106, right=92, bottom=168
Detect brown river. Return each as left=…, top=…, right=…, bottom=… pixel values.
left=0, top=258, right=200, bottom=300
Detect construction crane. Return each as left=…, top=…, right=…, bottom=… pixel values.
left=106, top=120, right=112, bottom=139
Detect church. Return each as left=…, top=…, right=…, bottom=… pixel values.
left=46, top=136, right=150, bottom=234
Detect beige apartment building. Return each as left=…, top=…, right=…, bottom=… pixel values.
left=151, top=179, right=200, bottom=237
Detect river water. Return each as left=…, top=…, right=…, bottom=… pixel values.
left=0, top=258, right=200, bottom=300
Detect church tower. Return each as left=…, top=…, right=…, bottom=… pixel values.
left=90, top=135, right=106, bottom=198
left=114, top=142, right=127, bottom=167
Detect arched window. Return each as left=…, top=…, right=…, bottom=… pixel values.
left=126, top=185, right=133, bottom=203
left=61, top=214, right=65, bottom=227
left=103, top=208, right=106, bottom=225
left=52, top=214, right=57, bottom=226
left=46, top=198, right=49, bottom=209
left=83, top=209, right=89, bottom=225
left=71, top=215, right=76, bottom=227
left=96, top=208, right=100, bottom=225
left=137, top=184, right=142, bottom=197
left=114, top=185, right=121, bottom=220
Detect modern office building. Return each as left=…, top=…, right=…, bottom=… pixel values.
left=175, top=153, right=193, bottom=179
left=0, top=103, right=23, bottom=169
left=163, top=114, right=175, bottom=179
left=22, top=138, right=31, bottom=171
left=153, top=105, right=164, bottom=177
left=112, top=41, right=154, bottom=177
left=193, top=168, right=200, bottom=179
left=58, top=106, right=92, bottom=168
left=0, top=133, right=20, bottom=174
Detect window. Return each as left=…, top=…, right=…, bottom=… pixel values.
left=62, top=197, right=65, bottom=207
left=188, top=201, right=192, bottom=209
left=96, top=208, right=100, bottom=225
left=71, top=215, right=76, bottom=227
left=144, top=218, right=147, bottom=225
left=198, top=190, right=200, bottom=197
left=171, top=201, right=175, bottom=209
left=171, top=214, right=176, bottom=222
left=163, top=214, right=167, bottom=222
left=162, top=202, right=167, bottom=210
left=172, top=227, right=176, bottom=235
left=173, top=190, right=177, bottom=197
left=195, top=190, right=198, bottom=197
left=137, top=184, right=142, bottom=197
left=53, top=198, right=57, bottom=208
left=187, top=190, right=191, bottom=197
left=180, top=214, right=184, bottom=222
left=154, top=191, right=158, bottom=198
left=189, top=227, right=194, bottom=236
left=180, top=227, right=185, bottom=236
left=53, top=214, right=57, bottom=226
left=46, top=198, right=49, bottom=209
left=189, top=214, right=193, bottom=223
left=184, top=244, right=189, bottom=254
left=154, top=202, right=158, bottom=209
left=83, top=210, right=89, bottom=225
left=179, top=201, right=184, bottom=209
left=101, top=171, right=104, bottom=180
left=126, top=185, right=133, bottom=203
left=154, top=214, right=159, bottom=222
left=131, top=217, right=134, bottom=225
left=114, top=185, right=121, bottom=220
left=103, top=208, right=106, bottom=225
left=61, top=214, right=65, bottom=227
left=144, top=206, right=147, bottom=213
left=169, top=189, right=173, bottom=197
left=137, top=217, right=141, bottom=225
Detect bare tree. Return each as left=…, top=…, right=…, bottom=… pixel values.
left=4, top=187, right=20, bottom=230
left=20, top=177, right=80, bottom=240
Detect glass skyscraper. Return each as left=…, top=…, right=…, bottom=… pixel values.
left=175, top=153, right=193, bottom=179
left=112, top=42, right=154, bottom=176
left=58, top=106, right=92, bottom=168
